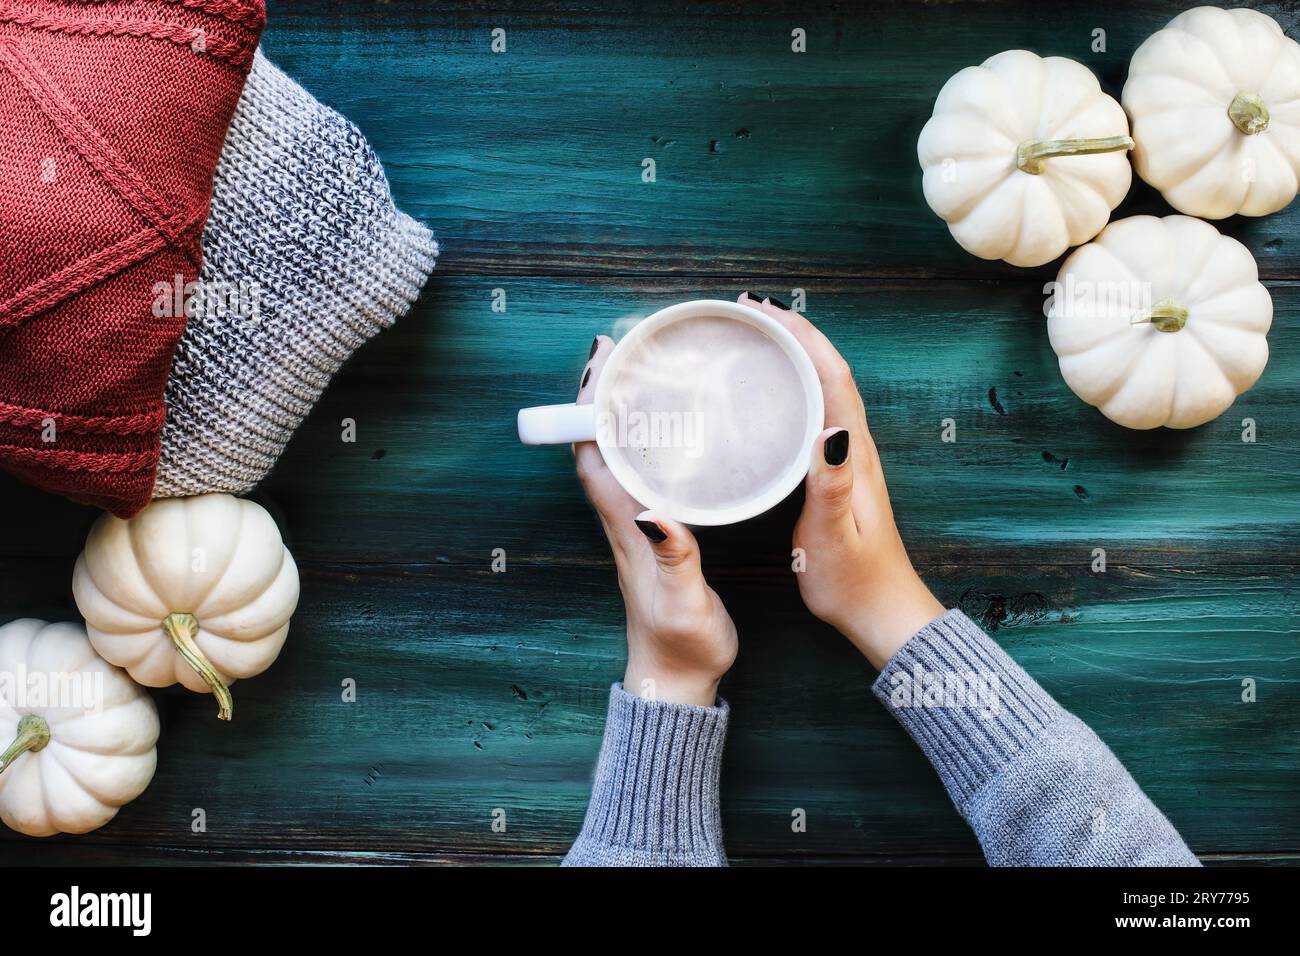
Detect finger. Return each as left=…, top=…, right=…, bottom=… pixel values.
left=576, top=334, right=611, bottom=406
left=633, top=511, right=705, bottom=586
left=737, top=290, right=834, bottom=358
left=803, top=427, right=858, bottom=540
left=574, top=336, right=641, bottom=533
left=737, top=292, right=867, bottom=434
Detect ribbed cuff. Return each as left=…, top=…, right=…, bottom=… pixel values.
left=563, top=683, right=729, bottom=867
left=872, top=609, right=1066, bottom=812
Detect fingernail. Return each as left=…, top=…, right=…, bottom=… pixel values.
left=767, top=295, right=789, bottom=310
left=824, top=429, right=849, bottom=466
left=581, top=367, right=592, bottom=388
left=742, top=291, right=760, bottom=303
left=635, top=518, right=668, bottom=543
left=588, top=337, right=599, bottom=359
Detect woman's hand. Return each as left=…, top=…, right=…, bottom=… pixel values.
left=739, top=294, right=945, bottom=670
left=574, top=336, right=738, bottom=707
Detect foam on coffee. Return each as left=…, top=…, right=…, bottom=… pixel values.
left=603, top=314, right=809, bottom=513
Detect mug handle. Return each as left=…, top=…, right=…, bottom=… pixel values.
left=517, top=403, right=598, bottom=444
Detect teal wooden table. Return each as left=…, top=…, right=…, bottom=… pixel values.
left=2, top=0, right=1297, bottom=865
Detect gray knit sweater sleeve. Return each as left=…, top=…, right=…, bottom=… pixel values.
left=563, top=683, right=729, bottom=867
left=566, top=613, right=1197, bottom=867
left=872, top=610, right=1199, bottom=866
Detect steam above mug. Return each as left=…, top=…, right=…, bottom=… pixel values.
left=518, top=300, right=824, bottom=526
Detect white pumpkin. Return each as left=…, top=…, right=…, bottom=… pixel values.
left=1047, top=215, right=1272, bottom=429
left=0, top=619, right=159, bottom=836
left=73, top=494, right=299, bottom=721
left=919, top=49, right=1133, bottom=267
left=1123, top=6, right=1300, bottom=219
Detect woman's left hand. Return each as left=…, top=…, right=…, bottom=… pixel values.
left=573, top=336, right=738, bottom=707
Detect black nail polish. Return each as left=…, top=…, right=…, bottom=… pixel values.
left=635, top=519, right=667, bottom=543
left=767, top=295, right=789, bottom=310
left=588, top=337, right=599, bottom=359
left=742, top=291, right=758, bottom=303
left=581, top=367, right=592, bottom=388
left=824, top=429, right=849, bottom=466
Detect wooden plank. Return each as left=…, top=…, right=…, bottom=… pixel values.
left=262, top=0, right=1300, bottom=280
left=0, top=845, right=557, bottom=867
left=2, top=842, right=1294, bottom=866
left=214, top=269, right=1300, bottom=565
left=5, top=275, right=1291, bottom=564
left=0, top=558, right=1295, bottom=860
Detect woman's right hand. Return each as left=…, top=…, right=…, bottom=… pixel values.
left=575, top=335, right=738, bottom=707
left=739, top=294, right=945, bottom=669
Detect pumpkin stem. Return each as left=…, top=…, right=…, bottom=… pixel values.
left=1016, top=135, right=1134, bottom=174
left=1229, top=92, right=1269, bottom=135
left=1131, top=299, right=1189, bottom=333
left=0, top=714, right=50, bottom=773
left=161, top=612, right=233, bottom=721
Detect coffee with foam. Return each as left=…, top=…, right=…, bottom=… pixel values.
left=602, top=314, right=809, bottom=514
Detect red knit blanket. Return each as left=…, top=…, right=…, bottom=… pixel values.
left=0, top=0, right=264, bottom=515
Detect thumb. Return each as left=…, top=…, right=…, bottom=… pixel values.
left=804, top=427, right=856, bottom=537
left=634, top=511, right=704, bottom=584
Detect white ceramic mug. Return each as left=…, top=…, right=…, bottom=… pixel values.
left=517, top=299, right=824, bottom=525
